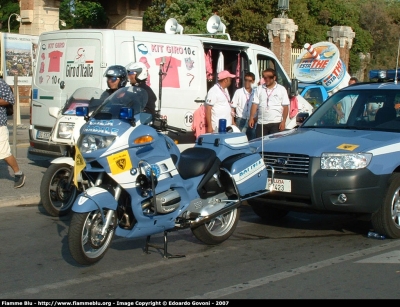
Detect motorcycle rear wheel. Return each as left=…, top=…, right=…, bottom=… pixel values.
left=40, top=163, right=78, bottom=217
left=68, top=210, right=116, bottom=265
left=191, top=208, right=240, bottom=245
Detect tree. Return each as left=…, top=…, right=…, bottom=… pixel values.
left=64, top=0, right=108, bottom=29
left=143, top=0, right=214, bottom=34
left=360, top=0, right=400, bottom=70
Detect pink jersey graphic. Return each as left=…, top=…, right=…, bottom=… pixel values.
left=48, top=50, right=63, bottom=72
left=155, top=56, right=181, bottom=88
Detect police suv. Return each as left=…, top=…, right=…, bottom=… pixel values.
left=250, top=82, right=400, bottom=239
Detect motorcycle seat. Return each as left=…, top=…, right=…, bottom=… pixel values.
left=177, top=147, right=217, bottom=179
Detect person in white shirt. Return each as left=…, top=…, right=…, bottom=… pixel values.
left=205, top=70, right=236, bottom=133
left=334, top=77, right=358, bottom=123
left=248, top=68, right=290, bottom=137
left=231, top=72, right=255, bottom=134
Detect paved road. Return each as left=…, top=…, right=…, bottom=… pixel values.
left=0, top=105, right=51, bottom=208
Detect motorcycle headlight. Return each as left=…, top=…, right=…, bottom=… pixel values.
left=57, top=122, right=75, bottom=139
left=78, top=134, right=116, bottom=153
left=321, top=153, right=372, bottom=170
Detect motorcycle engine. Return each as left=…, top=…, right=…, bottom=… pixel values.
left=142, top=189, right=181, bottom=214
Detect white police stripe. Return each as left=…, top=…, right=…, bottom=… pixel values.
left=369, top=143, right=400, bottom=156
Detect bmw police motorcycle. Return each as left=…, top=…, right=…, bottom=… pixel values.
left=67, top=85, right=274, bottom=265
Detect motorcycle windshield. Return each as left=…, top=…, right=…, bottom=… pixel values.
left=61, top=87, right=108, bottom=115
left=91, top=87, right=148, bottom=120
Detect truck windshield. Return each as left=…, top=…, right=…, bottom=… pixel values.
left=91, top=86, right=147, bottom=120
left=301, top=89, right=400, bottom=132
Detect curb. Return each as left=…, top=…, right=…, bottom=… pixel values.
left=0, top=194, right=41, bottom=208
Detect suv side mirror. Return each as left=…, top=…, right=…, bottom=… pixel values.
left=290, top=78, right=299, bottom=97
left=296, top=112, right=309, bottom=126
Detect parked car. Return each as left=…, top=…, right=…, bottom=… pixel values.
left=249, top=82, right=400, bottom=239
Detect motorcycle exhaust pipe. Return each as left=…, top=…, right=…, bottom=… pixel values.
left=189, top=201, right=241, bottom=228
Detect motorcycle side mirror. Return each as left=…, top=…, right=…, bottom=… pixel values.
left=140, top=113, right=153, bottom=125
left=296, top=112, right=309, bottom=126
left=76, top=106, right=89, bottom=117
left=48, top=107, right=60, bottom=118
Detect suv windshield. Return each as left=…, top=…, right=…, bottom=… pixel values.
left=302, top=88, right=400, bottom=132
left=91, top=86, right=147, bottom=120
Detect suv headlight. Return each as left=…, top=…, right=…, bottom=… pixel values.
left=57, top=122, right=75, bottom=139
left=321, top=153, right=372, bottom=170
left=78, top=134, right=116, bottom=153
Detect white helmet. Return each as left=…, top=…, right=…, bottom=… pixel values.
left=126, top=62, right=148, bottom=81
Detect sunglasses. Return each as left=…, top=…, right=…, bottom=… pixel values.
left=107, top=77, right=118, bottom=82
left=128, top=71, right=137, bottom=75
left=263, top=75, right=275, bottom=80
left=244, top=79, right=254, bottom=82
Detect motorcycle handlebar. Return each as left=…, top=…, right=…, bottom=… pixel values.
left=167, top=124, right=186, bottom=134
left=152, top=116, right=186, bottom=134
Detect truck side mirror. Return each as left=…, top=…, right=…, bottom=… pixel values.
left=290, top=78, right=298, bottom=97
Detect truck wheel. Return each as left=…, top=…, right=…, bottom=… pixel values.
left=371, top=173, right=400, bottom=239
left=247, top=199, right=289, bottom=221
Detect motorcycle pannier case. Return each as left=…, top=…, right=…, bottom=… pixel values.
left=221, top=153, right=268, bottom=197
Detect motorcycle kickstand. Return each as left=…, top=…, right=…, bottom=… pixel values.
left=144, top=231, right=185, bottom=259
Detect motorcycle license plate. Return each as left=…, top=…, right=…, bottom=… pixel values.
left=36, top=130, right=51, bottom=140
left=268, top=178, right=291, bottom=192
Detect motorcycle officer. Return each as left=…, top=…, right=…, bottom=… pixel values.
left=126, top=62, right=157, bottom=119
left=99, top=65, right=128, bottom=101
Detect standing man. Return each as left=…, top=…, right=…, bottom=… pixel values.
left=248, top=68, right=290, bottom=137
left=334, top=76, right=359, bottom=123
left=126, top=62, right=157, bottom=119
left=0, top=79, right=25, bottom=188
left=205, top=70, right=236, bottom=133
left=231, top=72, right=255, bottom=134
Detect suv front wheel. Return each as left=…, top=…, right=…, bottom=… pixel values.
left=371, top=173, right=400, bottom=239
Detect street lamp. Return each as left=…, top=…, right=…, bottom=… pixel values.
left=53, top=19, right=67, bottom=30
left=8, top=13, right=21, bottom=33
left=278, top=0, right=289, bottom=18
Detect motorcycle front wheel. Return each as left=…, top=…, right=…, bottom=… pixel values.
left=191, top=208, right=240, bottom=245
left=40, top=163, right=78, bottom=217
left=68, top=210, right=116, bottom=265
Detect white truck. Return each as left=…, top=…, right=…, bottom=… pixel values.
left=29, top=28, right=313, bottom=156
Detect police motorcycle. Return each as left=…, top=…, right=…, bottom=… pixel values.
left=40, top=87, right=107, bottom=217
left=67, top=85, right=274, bottom=265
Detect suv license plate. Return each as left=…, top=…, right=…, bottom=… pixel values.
left=268, top=178, right=291, bottom=192
left=37, top=131, right=51, bottom=140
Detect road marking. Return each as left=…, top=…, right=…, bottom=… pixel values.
left=189, top=240, right=400, bottom=299
left=2, top=235, right=400, bottom=298
left=356, top=250, right=400, bottom=263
